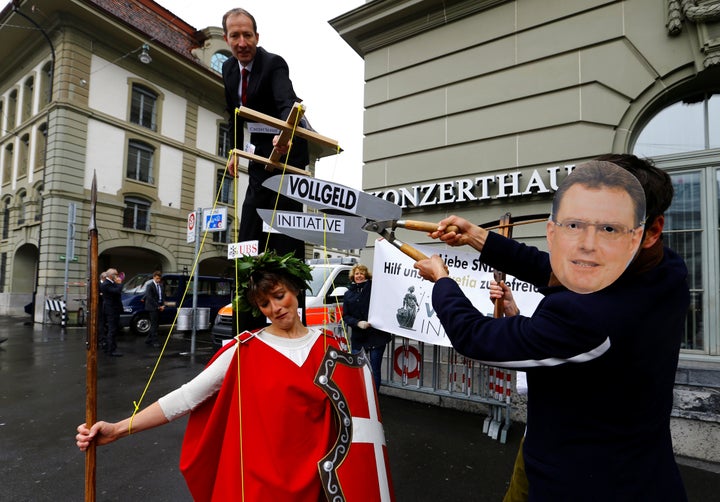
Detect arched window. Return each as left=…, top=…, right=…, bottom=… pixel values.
left=634, top=93, right=720, bottom=158
left=123, top=196, right=151, bottom=231
left=1, top=197, right=11, bottom=239
left=6, top=89, right=17, bottom=131
left=35, top=123, right=47, bottom=170
left=211, top=51, right=230, bottom=73
left=632, top=91, right=720, bottom=357
left=3, top=143, right=13, bottom=184
left=16, top=190, right=26, bottom=225
left=18, top=133, right=29, bottom=179
left=22, top=76, right=34, bottom=123
left=34, top=183, right=43, bottom=222
left=39, top=61, right=52, bottom=108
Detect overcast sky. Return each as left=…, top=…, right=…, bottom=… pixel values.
left=165, top=1, right=366, bottom=188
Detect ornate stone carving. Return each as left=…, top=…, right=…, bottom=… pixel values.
left=667, top=0, right=720, bottom=67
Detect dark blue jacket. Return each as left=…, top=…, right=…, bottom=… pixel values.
left=143, top=280, right=164, bottom=311
left=221, top=46, right=307, bottom=257
left=100, top=279, right=123, bottom=314
left=343, top=280, right=391, bottom=349
left=222, top=46, right=309, bottom=169
left=433, top=232, right=689, bottom=501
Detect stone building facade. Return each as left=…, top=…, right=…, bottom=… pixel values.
left=0, top=0, right=242, bottom=320
left=333, top=0, right=720, bottom=463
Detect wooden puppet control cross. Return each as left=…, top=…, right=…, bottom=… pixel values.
left=231, top=102, right=342, bottom=176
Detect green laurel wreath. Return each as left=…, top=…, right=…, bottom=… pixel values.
left=233, top=251, right=312, bottom=317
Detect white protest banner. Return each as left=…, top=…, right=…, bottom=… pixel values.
left=368, top=238, right=544, bottom=347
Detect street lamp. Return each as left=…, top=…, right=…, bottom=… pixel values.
left=139, top=43, right=152, bottom=64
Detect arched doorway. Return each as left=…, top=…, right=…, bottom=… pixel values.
left=99, top=246, right=172, bottom=281
left=11, top=243, right=37, bottom=315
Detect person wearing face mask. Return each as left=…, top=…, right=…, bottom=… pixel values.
left=415, top=161, right=689, bottom=501
left=491, top=154, right=683, bottom=502
left=342, top=264, right=392, bottom=391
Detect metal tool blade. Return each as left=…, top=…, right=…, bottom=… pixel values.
left=263, top=174, right=402, bottom=221
left=362, top=219, right=393, bottom=233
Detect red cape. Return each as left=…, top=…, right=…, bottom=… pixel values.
left=180, top=332, right=339, bottom=501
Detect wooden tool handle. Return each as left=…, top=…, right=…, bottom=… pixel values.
left=399, top=243, right=428, bottom=261
left=493, top=213, right=512, bottom=319
left=269, top=104, right=304, bottom=163
left=231, top=149, right=310, bottom=176
left=402, top=220, right=459, bottom=234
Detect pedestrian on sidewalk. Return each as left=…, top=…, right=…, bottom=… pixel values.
left=143, top=271, right=164, bottom=348
left=100, top=268, right=124, bottom=357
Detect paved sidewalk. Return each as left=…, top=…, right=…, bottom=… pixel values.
left=0, top=317, right=718, bottom=501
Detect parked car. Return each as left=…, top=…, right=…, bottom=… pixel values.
left=120, top=273, right=233, bottom=335
left=211, top=257, right=357, bottom=349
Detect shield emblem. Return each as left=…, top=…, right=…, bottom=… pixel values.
left=314, top=347, right=395, bottom=501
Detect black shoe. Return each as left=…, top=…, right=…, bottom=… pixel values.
left=0, top=337, right=7, bottom=344
left=108, top=351, right=123, bottom=357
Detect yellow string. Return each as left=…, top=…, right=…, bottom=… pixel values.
left=263, top=108, right=303, bottom=253
left=129, top=130, right=238, bottom=434
left=126, top=104, right=334, bottom=500
left=234, top=340, right=244, bottom=501
left=228, top=106, right=303, bottom=497
left=231, top=108, right=246, bottom=500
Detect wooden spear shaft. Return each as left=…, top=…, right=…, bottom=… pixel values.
left=85, top=173, right=99, bottom=502
left=493, top=213, right=513, bottom=318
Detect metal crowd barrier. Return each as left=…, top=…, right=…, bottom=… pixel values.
left=383, top=336, right=513, bottom=443
left=44, top=282, right=88, bottom=327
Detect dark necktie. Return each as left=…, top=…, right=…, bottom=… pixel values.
left=156, top=283, right=162, bottom=302
left=241, top=68, right=249, bottom=106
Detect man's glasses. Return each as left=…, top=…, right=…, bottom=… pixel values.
left=552, top=219, right=640, bottom=241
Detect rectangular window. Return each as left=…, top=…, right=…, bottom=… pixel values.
left=123, top=198, right=150, bottom=231
left=127, top=141, right=154, bottom=183
left=218, top=123, right=231, bottom=158
left=212, top=228, right=229, bottom=244
left=666, top=171, right=703, bottom=351
left=216, top=171, right=235, bottom=205
left=130, top=85, right=157, bottom=130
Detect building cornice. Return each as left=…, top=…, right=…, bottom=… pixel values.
left=330, top=0, right=510, bottom=56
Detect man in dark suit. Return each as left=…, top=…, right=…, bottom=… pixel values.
left=100, top=268, right=124, bottom=357
left=143, top=271, right=164, bottom=348
left=221, top=8, right=308, bottom=332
